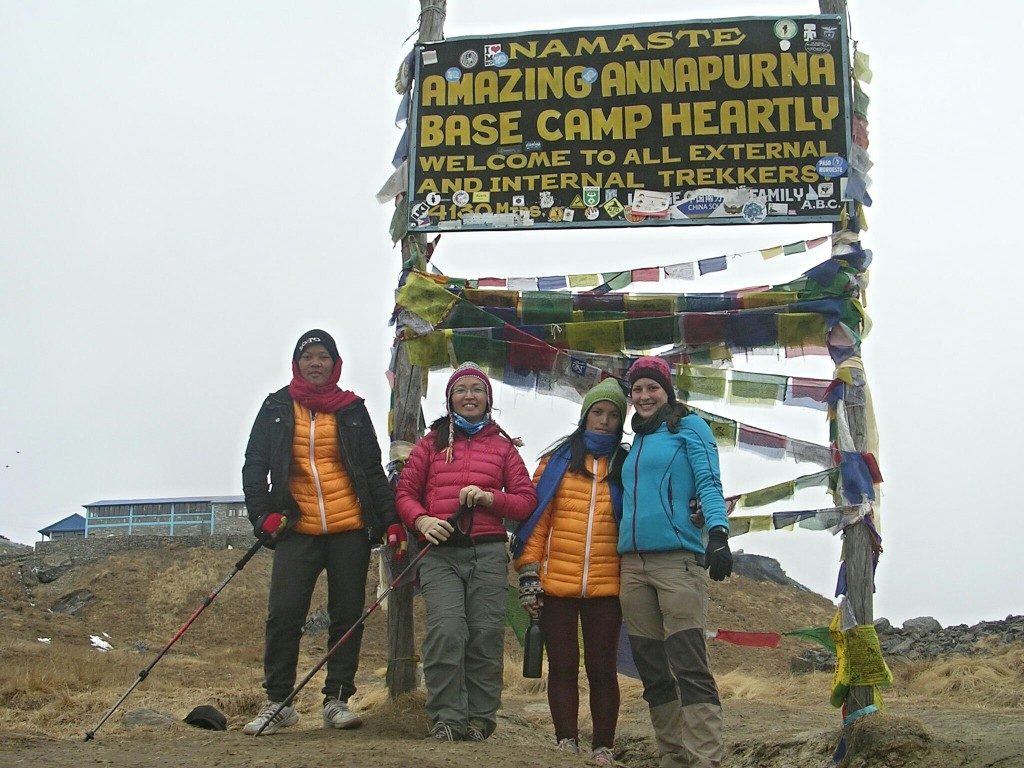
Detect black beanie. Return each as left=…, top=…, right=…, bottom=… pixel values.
left=293, top=329, right=340, bottom=363
left=183, top=704, right=227, bottom=731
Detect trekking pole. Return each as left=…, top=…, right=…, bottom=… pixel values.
left=254, top=506, right=469, bottom=736
left=84, top=533, right=271, bottom=741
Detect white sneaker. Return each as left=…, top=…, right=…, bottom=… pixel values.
left=556, top=737, right=580, bottom=754
left=590, top=746, right=615, bottom=766
left=323, top=698, right=362, bottom=729
left=242, top=701, right=299, bottom=735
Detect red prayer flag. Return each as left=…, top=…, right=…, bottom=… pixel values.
left=504, top=324, right=557, bottom=372
left=789, top=377, right=830, bottom=403
left=631, top=267, right=661, bottom=282
left=737, top=425, right=787, bottom=449
left=713, top=629, right=781, bottom=648
left=682, top=313, right=728, bottom=346
left=861, top=453, right=883, bottom=483
left=477, top=277, right=507, bottom=287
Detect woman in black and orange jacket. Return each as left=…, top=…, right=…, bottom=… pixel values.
left=241, top=329, right=400, bottom=736
left=512, top=378, right=628, bottom=766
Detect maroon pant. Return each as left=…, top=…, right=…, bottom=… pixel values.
left=541, top=595, right=622, bottom=749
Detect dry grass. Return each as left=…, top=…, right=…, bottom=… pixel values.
left=5, top=544, right=1023, bottom=751
left=895, top=647, right=1024, bottom=709
left=718, top=668, right=831, bottom=705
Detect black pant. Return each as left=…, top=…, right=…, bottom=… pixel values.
left=263, top=529, right=371, bottom=702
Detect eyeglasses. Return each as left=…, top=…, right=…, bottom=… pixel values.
left=451, top=386, right=487, bottom=396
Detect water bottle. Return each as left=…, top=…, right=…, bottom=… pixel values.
left=523, top=616, right=543, bottom=678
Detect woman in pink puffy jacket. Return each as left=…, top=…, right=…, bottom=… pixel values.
left=396, top=362, right=536, bottom=743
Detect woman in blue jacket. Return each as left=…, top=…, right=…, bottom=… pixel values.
left=619, top=356, right=733, bottom=768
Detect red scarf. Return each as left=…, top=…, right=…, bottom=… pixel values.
left=288, top=359, right=359, bottom=413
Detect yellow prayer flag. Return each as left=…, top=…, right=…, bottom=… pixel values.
left=854, top=50, right=873, bottom=83
left=744, top=291, right=797, bottom=309
left=568, top=273, right=599, bottom=288
left=396, top=272, right=457, bottom=325
left=778, top=313, right=827, bottom=348
left=749, top=516, right=772, bottom=533
left=405, top=331, right=450, bottom=367
left=708, top=343, right=732, bottom=362
left=565, top=320, right=625, bottom=354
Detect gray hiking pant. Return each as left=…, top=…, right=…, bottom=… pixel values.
left=620, top=550, right=723, bottom=768
left=419, top=541, right=508, bottom=737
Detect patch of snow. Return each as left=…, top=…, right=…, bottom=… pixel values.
left=90, top=635, right=113, bottom=651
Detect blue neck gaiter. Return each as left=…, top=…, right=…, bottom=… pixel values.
left=453, top=413, right=490, bottom=435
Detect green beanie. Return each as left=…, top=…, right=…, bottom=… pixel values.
left=580, top=378, right=628, bottom=425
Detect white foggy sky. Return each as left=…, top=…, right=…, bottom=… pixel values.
left=1, top=1, right=1019, bottom=628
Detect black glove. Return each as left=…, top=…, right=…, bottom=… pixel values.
left=704, top=527, right=732, bottom=581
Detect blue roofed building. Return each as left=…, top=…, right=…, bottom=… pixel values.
left=38, top=513, right=86, bottom=541
left=82, top=496, right=250, bottom=537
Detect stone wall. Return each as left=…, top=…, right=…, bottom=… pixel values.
left=211, top=502, right=251, bottom=535
left=33, top=532, right=257, bottom=559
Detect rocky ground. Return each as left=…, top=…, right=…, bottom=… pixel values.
left=794, top=614, right=1024, bottom=671
left=1, top=542, right=1022, bottom=767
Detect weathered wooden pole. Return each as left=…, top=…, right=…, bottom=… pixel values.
left=385, top=0, right=446, bottom=698
left=820, top=0, right=877, bottom=717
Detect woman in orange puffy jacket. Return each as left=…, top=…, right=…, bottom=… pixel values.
left=512, top=378, right=629, bottom=767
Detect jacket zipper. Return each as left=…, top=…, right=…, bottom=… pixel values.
left=581, top=456, right=598, bottom=597
left=308, top=410, right=328, bottom=533
left=631, top=435, right=644, bottom=552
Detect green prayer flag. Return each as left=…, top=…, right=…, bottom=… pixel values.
left=854, top=83, right=870, bottom=117
left=795, top=469, right=838, bottom=491
left=624, top=295, right=675, bottom=314
left=522, top=291, right=573, bottom=325
left=783, top=241, right=807, bottom=255
left=452, top=334, right=505, bottom=377
left=729, top=372, right=788, bottom=405
left=578, top=310, right=627, bottom=322
left=601, top=271, right=631, bottom=290
left=446, top=301, right=505, bottom=329
left=784, top=626, right=836, bottom=653
left=625, top=316, right=677, bottom=349
left=677, top=366, right=727, bottom=400
left=389, top=197, right=409, bottom=242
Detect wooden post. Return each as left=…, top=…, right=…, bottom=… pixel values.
left=819, top=0, right=877, bottom=716
left=385, top=0, right=446, bottom=698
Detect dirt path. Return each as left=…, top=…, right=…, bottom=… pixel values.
left=2, top=694, right=1021, bottom=768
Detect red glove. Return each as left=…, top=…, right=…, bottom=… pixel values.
left=259, top=512, right=287, bottom=537
left=386, top=523, right=408, bottom=561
